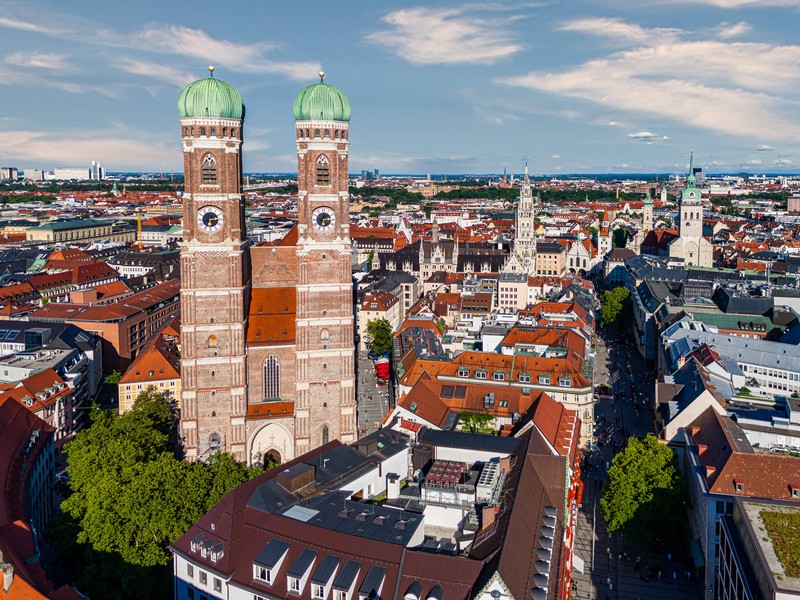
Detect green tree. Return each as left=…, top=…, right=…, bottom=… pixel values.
left=104, top=369, right=122, bottom=384
left=601, top=435, right=686, bottom=547
left=58, top=387, right=263, bottom=599
left=599, top=286, right=631, bottom=328
left=365, top=318, right=394, bottom=356
left=460, top=411, right=495, bottom=433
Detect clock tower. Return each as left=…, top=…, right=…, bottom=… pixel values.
left=292, top=73, right=356, bottom=454
left=178, top=67, right=249, bottom=461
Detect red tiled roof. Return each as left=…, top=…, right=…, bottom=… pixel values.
left=246, top=401, right=294, bottom=419
left=27, top=279, right=179, bottom=322
left=689, top=407, right=800, bottom=502
left=247, top=287, right=296, bottom=345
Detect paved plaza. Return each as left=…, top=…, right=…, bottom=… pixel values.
left=356, top=349, right=394, bottom=435
left=571, top=330, right=704, bottom=600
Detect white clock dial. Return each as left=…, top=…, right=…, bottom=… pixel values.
left=198, top=205, right=224, bottom=232
left=312, top=207, right=336, bottom=233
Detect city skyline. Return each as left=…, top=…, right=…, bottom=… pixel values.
left=1, top=0, right=800, bottom=174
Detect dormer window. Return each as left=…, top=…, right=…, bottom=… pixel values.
left=791, top=484, right=800, bottom=498
left=475, top=369, right=487, bottom=380
left=559, top=376, right=572, bottom=387
left=254, top=565, right=272, bottom=583
left=735, top=479, right=745, bottom=493
left=519, top=373, right=531, bottom=383
left=457, top=368, right=469, bottom=378
left=538, top=375, right=551, bottom=385
left=493, top=371, right=505, bottom=381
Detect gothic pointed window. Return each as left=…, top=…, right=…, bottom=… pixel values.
left=322, top=425, right=330, bottom=445
left=202, top=154, right=217, bottom=184
left=316, top=155, right=330, bottom=186
left=264, top=354, right=280, bottom=399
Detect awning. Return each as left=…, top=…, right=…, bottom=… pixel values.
left=573, top=554, right=585, bottom=574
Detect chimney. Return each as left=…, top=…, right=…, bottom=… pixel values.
left=498, top=456, right=511, bottom=473
left=2, top=561, right=13, bottom=593
left=482, top=505, right=499, bottom=530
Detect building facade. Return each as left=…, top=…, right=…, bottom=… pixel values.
left=178, top=70, right=356, bottom=465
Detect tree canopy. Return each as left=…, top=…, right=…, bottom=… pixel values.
left=54, top=388, right=264, bottom=599
left=601, top=435, right=686, bottom=548
left=365, top=318, right=394, bottom=356
left=599, top=286, right=631, bottom=328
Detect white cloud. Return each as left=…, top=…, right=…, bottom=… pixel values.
left=607, top=120, right=619, bottom=126
left=662, top=0, right=800, bottom=6
left=5, top=52, right=69, bottom=70
left=774, top=158, right=792, bottom=165
left=628, top=131, right=657, bottom=140
left=715, top=21, right=751, bottom=39
left=551, top=154, right=561, bottom=159
left=0, top=128, right=177, bottom=170
left=125, top=24, right=319, bottom=81
left=115, top=58, right=196, bottom=87
left=366, top=6, right=523, bottom=65
left=559, top=18, right=679, bottom=43
left=0, top=16, right=54, bottom=33
left=747, top=159, right=763, bottom=165
left=756, top=145, right=774, bottom=151
left=0, top=13, right=319, bottom=83
left=500, top=28, right=800, bottom=141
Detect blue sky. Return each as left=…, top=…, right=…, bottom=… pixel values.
left=1, top=0, right=799, bottom=175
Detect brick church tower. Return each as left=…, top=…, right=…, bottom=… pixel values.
left=292, top=73, right=356, bottom=454
left=177, top=67, right=249, bottom=461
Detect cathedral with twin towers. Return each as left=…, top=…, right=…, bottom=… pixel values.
left=177, top=68, right=356, bottom=465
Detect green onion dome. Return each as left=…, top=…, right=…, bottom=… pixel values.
left=292, top=72, right=351, bottom=122
left=177, top=66, right=244, bottom=120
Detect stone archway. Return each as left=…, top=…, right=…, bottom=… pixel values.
left=248, top=422, right=293, bottom=468
left=264, top=449, right=281, bottom=468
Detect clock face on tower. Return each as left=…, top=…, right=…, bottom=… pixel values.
left=312, top=207, right=336, bottom=232
left=197, top=205, right=224, bottom=233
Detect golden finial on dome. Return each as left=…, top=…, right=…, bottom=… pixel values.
left=208, top=65, right=215, bottom=77
left=319, top=70, right=325, bottom=82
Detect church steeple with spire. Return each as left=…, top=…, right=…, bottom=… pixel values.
left=667, top=151, right=712, bottom=267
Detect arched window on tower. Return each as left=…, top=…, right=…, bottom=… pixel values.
left=207, top=335, right=218, bottom=348
left=321, top=425, right=330, bottom=445
left=264, top=355, right=280, bottom=399
left=316, top=155, right=330, bottom=186
left=202, top=154, right=217, bottom=184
